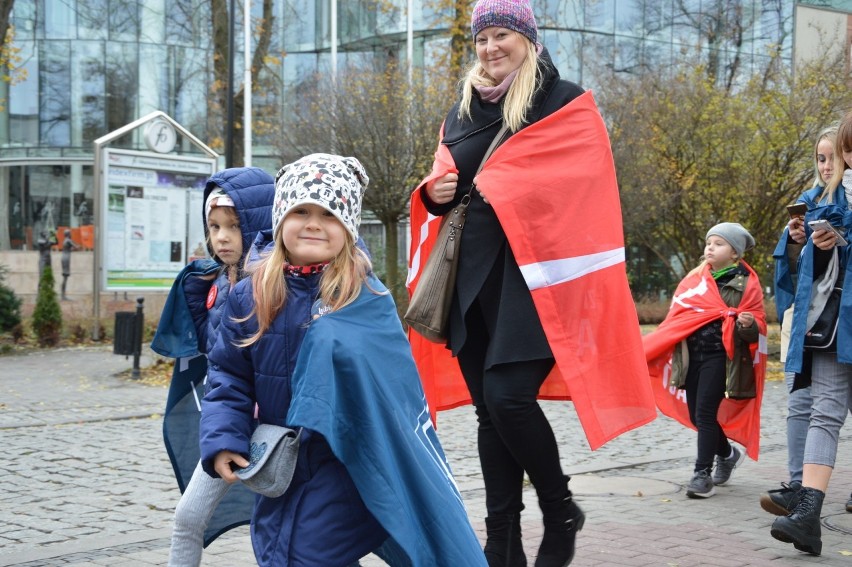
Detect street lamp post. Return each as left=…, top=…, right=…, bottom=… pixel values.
left=226, top=0, right=236, bottom=167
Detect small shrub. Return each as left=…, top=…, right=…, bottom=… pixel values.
left=32, top=266, right=62, bottom=347
left=69, top=322, right=88, bottom=343
left=0, top=264, right=21, bottom=333
left=10, top=323, right=25, bottom=343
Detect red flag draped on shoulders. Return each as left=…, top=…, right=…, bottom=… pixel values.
left=643, top=261, right=767, bottom=460
left=408, top=91, right=656, bottom=450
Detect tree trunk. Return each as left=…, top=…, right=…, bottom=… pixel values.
left=383, top=219, right=402, bottom=306
left=0, top=0, right=13, bottom=53
left=450, top=0, right=473, bottom=80
left=211, top=0, right=229, bottom=149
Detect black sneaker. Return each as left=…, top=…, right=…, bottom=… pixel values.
left=686, top=470, right=715, bottom=498
left=846, top=492, right=852, bottom=513
left=712, top=446, right=745, bottom=486
left=760, top=481, right=802, bottom=516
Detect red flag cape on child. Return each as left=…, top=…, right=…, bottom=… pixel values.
left=643, top=261, right=767, bottom=460
left=407, top=91, right=656, bottom=450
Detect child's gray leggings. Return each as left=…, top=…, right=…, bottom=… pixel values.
left=168, top=461, right=231, bottom=567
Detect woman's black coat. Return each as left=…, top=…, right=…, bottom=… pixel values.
left=423, top=50, right=584, bottom=367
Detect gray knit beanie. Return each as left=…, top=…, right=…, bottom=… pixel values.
left=706, top=222, right=755, bottom=257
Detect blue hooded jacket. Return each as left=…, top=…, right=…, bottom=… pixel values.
left=152, top=166, right=274, bottom=547
left=782, top=184, right=852, bottom=374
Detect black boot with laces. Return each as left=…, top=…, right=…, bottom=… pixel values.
left=760, top=481, right=802, bottom=516
left=770, top=486, right=825, bottom=556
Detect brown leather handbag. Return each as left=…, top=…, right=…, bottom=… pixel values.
left=404, top=124, right=509, bottom=343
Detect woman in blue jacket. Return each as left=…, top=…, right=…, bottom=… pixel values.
left=763, top=126, right=852, bottom=517
left=153, top=167, right=274, bottom=566
left=770, top=113, right=852, bottom=556
left=200, top=153, right=485, bottom=567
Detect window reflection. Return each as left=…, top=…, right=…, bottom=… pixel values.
left=110, top=0, right=140, bottom=41
left=44, top=0, right=77, bottom=39
left=615, top=0, right=643, bottom=35
left=105, top=43, right=138, bottom=144
left=72, top=42, right=106, bottom=146
left=40, top=42, right=71, bottom=146
left=5, top=164, right=94, bottom=250
left=585, top=0, right=615, bottom=33
left=77, top=0, right=109, bottom=40
left=8, top=41, right=39, bottom=146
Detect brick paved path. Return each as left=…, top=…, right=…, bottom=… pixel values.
left=1, top=346, right=850, bottom=566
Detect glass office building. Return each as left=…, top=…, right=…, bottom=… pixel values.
left=0, top=0, right=796, bottom=252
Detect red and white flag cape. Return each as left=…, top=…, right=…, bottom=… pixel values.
left=407, top=92, right=656, bottom=450
left=643, top=261, right=767, bottom=460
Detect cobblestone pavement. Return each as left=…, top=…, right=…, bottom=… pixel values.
left=1, top=346, right=851, bottom=566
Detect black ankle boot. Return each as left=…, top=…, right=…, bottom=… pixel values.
left=770, top=486, right=825, bottom=556
left=484, top=513, right=527, bottom=567
left=535, top=481, right=585, bottom=567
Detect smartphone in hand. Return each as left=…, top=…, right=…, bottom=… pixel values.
left=787, top=203, right=807, bottom=219
left=808, top=219, right=848, bottom=246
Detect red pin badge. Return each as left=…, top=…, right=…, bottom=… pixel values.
left=206, top=284, right=218, bottom=309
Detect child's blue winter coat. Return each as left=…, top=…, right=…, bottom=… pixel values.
left=184, top=167, right=276, bottom=354
left=152, top=166, right=274, bottom=546
left=201, top=269, right=486, bottom=566
left=200, top=267, right=387, bottom=566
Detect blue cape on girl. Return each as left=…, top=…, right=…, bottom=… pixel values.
left=287, top=276, right=487, bottom=566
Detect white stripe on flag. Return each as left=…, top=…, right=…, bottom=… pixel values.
left=406, top=213, right=440, bottom=286
left=519, top=247, right=625, bottom=291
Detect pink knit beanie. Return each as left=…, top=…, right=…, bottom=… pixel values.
left=471, top=0, right=537, bottom=44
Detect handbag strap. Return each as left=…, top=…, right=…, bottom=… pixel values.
left=476, top=123, right=510, bottom=176
left=466, top=123, right=511, bottom=200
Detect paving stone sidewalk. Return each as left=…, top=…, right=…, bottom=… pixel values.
left=0, top=346, right=850, bottom=566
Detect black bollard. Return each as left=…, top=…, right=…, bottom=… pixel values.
left=132, top=297, right=144, bottom=380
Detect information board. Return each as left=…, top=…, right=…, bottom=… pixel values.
left=101, top=149, right=216, bottom=289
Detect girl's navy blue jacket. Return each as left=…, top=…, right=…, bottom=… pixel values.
left=200, top=264, right=387, bottom=566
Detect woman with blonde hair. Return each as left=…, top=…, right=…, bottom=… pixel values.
left=408, top=1, right=656, bottom=565
left=771, top=112, right=852, bottom=555
left=763, top=124, right=852, bottom=519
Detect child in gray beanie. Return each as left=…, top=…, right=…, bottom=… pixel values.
left=646, top=221, right=765, bottom=500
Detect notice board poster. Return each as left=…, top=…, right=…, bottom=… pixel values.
left=102, top=149, right=216, bottom=289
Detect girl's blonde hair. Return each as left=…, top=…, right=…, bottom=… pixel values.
left=823, top=111, right=852, bottom=203
left=458, top=34, right=540, bottom=133
left=812, top=124, right=838, bottom=189
left=206, top=205, right=241, bottom=286
left=238, top=228, right=373, bottom=347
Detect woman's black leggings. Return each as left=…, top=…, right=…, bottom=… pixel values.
left=457, top=322, right=567, bottom=516
left=684, top=350, right=732, bottom=472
